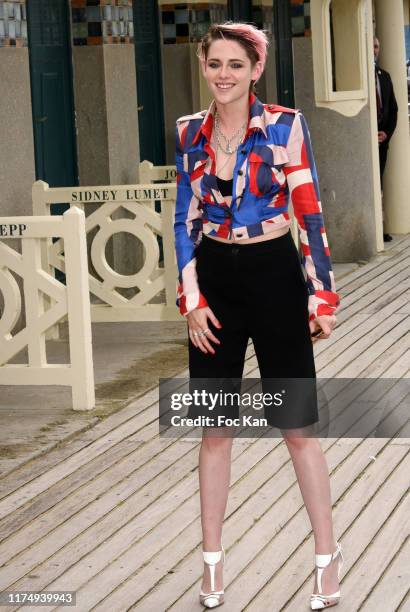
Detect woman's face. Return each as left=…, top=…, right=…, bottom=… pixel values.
left=201, top=38, right=263, bottom=106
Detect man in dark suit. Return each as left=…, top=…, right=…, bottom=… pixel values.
left=374, top=36, right=398, bottom=242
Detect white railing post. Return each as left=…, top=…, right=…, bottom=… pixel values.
left=139, top=160, right=154, bottom=184
left=63, top=207, right=95, bottom=411
left=21, top=237, right=47, bottom=366
left=32, top=180, right=60, bottom=340
left=162, top=199, right=178, bottom=315
left=139, top=160, right=177, bottom=183
left=139, top=161, right=156, bottom=210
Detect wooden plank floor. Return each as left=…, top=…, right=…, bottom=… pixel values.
left=0, top=235, right=409, bottom=612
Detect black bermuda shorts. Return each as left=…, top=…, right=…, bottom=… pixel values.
left=187, top=230, right=319, bottom=430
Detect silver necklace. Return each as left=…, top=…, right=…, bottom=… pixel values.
left=214, top=111, right=247, bottom=155
left=216, top=147, right=232, bottom=174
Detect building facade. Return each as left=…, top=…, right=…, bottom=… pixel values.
left=0, top=0, right=409, bottom=265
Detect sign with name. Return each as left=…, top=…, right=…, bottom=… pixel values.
left=70, top=187, right=172, bottom=203
left=164, top=169, right=177, bottom=180
left=0, top=223, right=27, bottom=237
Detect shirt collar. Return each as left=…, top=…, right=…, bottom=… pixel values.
left=192, top=91, right=268, bottom=145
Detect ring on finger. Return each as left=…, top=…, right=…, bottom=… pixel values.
left=193, top=329, right=208, bottom=337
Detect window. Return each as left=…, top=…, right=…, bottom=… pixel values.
left=329, top=0, right=363, bottom=92
left=311, top=0, right=367, bottom=106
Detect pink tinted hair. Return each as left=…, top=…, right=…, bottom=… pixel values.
left=197, top=22, right=269, bottom=72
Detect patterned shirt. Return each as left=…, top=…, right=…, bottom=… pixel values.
left=174, top=91, right=340, bottom=321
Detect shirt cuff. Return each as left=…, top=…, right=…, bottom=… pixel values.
left=308, top=290, right=341, bottom=321
left=176, top=282, right=209, bottom=317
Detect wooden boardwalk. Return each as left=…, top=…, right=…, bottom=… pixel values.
left=0, top=235, right=409, bottom=612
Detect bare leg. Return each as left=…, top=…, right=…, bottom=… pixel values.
left=199, top=427, right=233, bottom=593
left=283, top=430, right=341, bottom=602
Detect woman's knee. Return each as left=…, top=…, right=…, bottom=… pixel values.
left=282, top=429, right=319, bottom=452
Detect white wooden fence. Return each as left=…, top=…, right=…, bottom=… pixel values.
left=139, top=160, right=177, bottom=184
left=32, top=180, right=180, bottom=322
left=0, top=208, right=95, bottom=411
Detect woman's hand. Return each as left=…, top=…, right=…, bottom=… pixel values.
left=187, top=307, right=222, bottom=354
left=309, top=314, right=337, bottom=343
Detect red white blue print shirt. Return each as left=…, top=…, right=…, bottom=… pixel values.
left=174, top=92, right=341, bottom=321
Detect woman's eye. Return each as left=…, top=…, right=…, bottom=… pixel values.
left=207, top=63, right=244, bottom=69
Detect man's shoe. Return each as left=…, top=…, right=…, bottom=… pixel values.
left=383, top=233, right=393, bottom=242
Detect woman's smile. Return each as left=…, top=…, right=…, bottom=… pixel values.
left=215, top=83, right=235, bottom=90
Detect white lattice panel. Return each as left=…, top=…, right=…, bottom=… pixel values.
left=0, top=209, right=95, bottom=411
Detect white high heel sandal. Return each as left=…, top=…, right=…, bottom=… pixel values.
left=310, top=540, right=344, bottom=610
left=199, top=546, right=225, bottom=608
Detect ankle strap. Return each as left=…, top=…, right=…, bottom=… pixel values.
left=203, top=546, right=225, bottom=565
left=315, top=541, right=342, bottom=568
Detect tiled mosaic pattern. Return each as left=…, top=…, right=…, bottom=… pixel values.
left=71, top=0, right=134, bottom=46
left=0, top=0, right=27, bottom=47
left=1, top=0, right=312, bottom=49
left=160, top=3, right=228, bottom=44
left=290, top=0, right=310, bottom=37
left=0, top=0, right=134, bottom=48
left=160, top=1, right=311, bottom=45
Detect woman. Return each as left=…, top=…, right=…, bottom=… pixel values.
left=173, top=22, right=343, bottom=610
